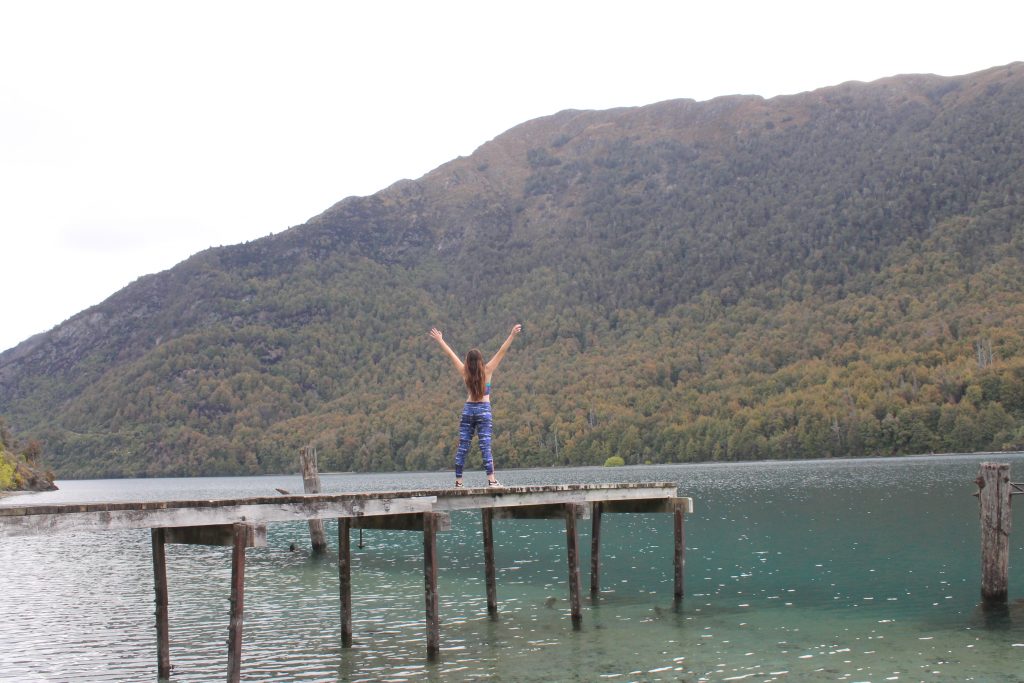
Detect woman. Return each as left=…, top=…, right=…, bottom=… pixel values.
left=429, top=324, right=522, bottom=487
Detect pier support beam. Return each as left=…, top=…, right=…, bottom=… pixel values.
left=300, top=446, right=327, bottom=554
left=338, top=518, right=352, bottom=647
left=336, top=513, right=451, bottom=654
left=482, top=508, right=498, bottom=616
left=151, top=528, right=171, bottom=681
left=590, top=502, right=603, bottom=596
left=226, top=523, right=248, bottom=683
left=150, top=523, right=265, bottom=682
left=584, top=497, right=692, bottom=601
left=564, top=503, right=584, bottom=629
left=977, top=462, right=1012, bottom=604
left=423, top=512, right=442, bottom=660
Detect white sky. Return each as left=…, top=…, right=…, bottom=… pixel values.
left=1, top=0, right=1021, bottom=353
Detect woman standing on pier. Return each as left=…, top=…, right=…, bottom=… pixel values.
left=429, top=324, right=522, bottom=488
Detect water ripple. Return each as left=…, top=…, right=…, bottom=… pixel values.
left=3, top=455, right=1024, bottom=680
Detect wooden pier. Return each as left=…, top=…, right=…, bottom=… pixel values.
left=0, top=483, right=692, bottom=681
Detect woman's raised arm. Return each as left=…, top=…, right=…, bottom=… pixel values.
left=430, top=327, right=464, bottom=371
left=486, top=324, right=522, bottom=373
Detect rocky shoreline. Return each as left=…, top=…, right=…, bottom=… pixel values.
left=0, top=451, right=58, bottom=493
left=0, top=460, right=58, bottom=492
left=1, top=419, right=58, bottom=493
left=15, top=461, right=58, bottom=491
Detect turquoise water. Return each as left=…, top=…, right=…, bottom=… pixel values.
left=2, top=455, right=1024, bottom=682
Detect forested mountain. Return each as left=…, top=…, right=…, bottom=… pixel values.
left=2, top=63, right=1024, bottom=478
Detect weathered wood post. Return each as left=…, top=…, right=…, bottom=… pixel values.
left=300, top=446, right=328, bottom=554
left=423, top=512, right=442, bottom=660
left=590, top=502, right=603, bottom=596
left=564, top=503, right=583, bottom=629
left=977, top=462, right=1012, bottom=604
left=338, top=518, right=353, bottom=647
left=481, top=508, right=498, bottom=616
left=226, top=522, right=248, bottom=683
left=673, top=498, right=687, bottom=601
left=151, top=528, right=171, bottom=681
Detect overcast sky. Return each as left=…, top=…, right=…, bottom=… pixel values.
left=1, top=0, right=1021, bottom=353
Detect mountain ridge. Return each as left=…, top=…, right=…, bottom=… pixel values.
left=3, top=62, right=1024, bottom=477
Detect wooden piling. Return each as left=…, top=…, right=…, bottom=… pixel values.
left=673, top=499, right=686, bottom=601
left=338, top=518, right=353, bottom=647
left=482, top=508, right=498, bottom=616
left=423, top=512, right=441, bottom=660
left=565, top=503, right=583, bottom=629
left=151, top=528, right=171, bottom=681
left=590, top=502, right=602, bottom=596
left=300, top=446, right=328, bottom=554
left=226, top=523, right=248, bottom=683
left=978, top=462, right=1012, bottom=604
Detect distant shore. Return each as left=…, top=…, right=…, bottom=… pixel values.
left=21, top=449, right=1024, bottom=485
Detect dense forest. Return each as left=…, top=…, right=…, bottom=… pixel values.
left=2, top=62, right=1023, bottom=478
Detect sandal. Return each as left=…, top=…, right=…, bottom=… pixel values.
left=487, top=479, right=503, bottom=488
left=454, top=481, right=464, bottom=488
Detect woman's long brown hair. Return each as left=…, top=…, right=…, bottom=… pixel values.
left=463, top=348, right=486, bottom=401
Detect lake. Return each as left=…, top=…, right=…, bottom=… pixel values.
left=2, top=454, right=1023, bottom=682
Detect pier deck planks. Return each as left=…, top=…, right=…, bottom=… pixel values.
left=0, top=483, right=685, bottom=537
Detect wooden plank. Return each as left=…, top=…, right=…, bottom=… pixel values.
left=482, top=508, right=497, bottom=616
left=349, top=512, right=452, bottom=532
left=490, top=503, right=591, bottom=520
left=0, top=484, right=676, bottom=519
left=0, top=484, right=684, bottom=537
left=978, top=462, right=1012, bottom=604
left=0, top=496, right=438, bottom=537
left=164, top=523, right=267, bottom=547
left=338, top=518, right=352, bottom=648
left=226, top=523, right=247, bottom=683
left=674, top=500, right=686, bottom=601
left=301, top=446, right=327, bottom=554
left=590, top=502, right=602, bottom=596
left=565, top=503, right=583, bottom=630
left=0, top=490, right=442, bottom=517
left=430, top=483, right=678, bottom=512
left=424, top=482, right=678, bottom=495
left=601, top=497, right=694, bottom=514
left=151, top=528, right=170, bottom=681
left=423, top=513, right=441, bottom=660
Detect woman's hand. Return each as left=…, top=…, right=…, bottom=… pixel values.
left=429, top=327, right=443, bottom=342
left=487, top=324, right=521, bottom=372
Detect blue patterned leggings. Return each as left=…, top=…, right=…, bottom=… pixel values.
left=454, top=401, right=493, bottom=478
